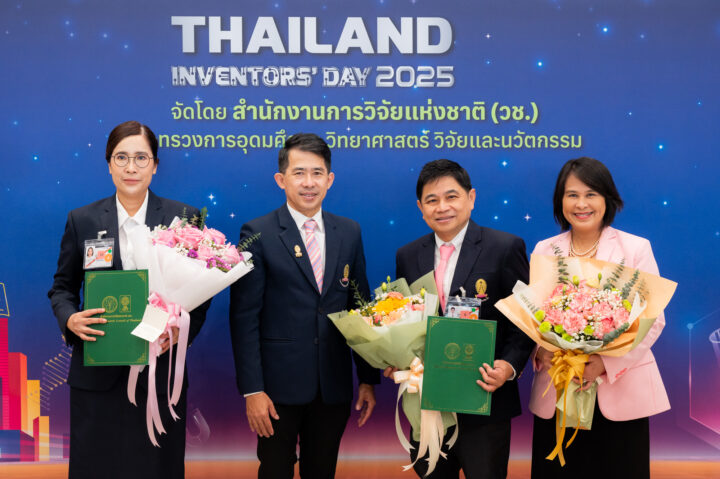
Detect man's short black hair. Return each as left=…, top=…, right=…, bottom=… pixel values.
left=552, top=157, right=624, bottom=230
left=278, top=133, right=331, bottom=173
left=416, top=159, right=472, bottom=200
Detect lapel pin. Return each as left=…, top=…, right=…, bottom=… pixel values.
left=294, top=245, right=302, bottom=257
left=475, top=278, right=488, bottom=299
left=339, top=264, right=350, bottom=287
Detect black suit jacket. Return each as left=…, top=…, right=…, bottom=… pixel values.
left=229, top=205, right=379, bottom=405
left=48, top=191, right=209, bottom=392
left=396, top=220, right=534, bottom=425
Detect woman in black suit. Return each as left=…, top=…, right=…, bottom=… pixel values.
left=48, top=121, right=209, bottom=479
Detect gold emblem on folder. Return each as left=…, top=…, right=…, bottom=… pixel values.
left=475, top=278, right=487, bottom=295
left=294, top=245, right=302, bottom=257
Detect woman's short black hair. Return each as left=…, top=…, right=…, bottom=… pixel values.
left=278, top=133, right=331, bottom=173
left=553, top=157, right=624, bottom=230
left=105, top=121, right=159, bottom=164
left=416, top=159, right=472, bottom=200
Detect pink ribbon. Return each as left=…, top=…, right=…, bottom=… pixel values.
left=127, top=292, right=190, bottom=447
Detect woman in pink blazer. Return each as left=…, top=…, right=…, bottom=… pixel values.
left=530, top=157, right=669, bottom=478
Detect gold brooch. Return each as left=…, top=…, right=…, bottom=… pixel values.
left=339, top=264, right=350, bottom=287
left=294, top=245, right=302, bottom=257
left=475, top=278, right=487, bottom=296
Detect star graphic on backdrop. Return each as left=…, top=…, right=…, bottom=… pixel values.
left=524, top=214, right=532, bottom=221
left=208, top=193, right=215, bottom=201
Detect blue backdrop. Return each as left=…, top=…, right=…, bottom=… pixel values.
left=1, top=0, right=719, bottom=462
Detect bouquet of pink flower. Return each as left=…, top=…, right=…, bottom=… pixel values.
left=152, top=219, right=244, bottom=272
left=126, top=212, right=255, bottom=446
left=535, top=278, right=633, bottom=347
left=496, top=251, right=676, bottom=466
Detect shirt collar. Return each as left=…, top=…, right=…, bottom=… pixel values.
left=434, top=221, right=469, bottom=250
left=116, top=191, right=149, bottom=227
left=286, top=203, right=324, bottom=233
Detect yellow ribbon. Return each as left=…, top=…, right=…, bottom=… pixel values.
left=542, top=349, right=589, bottom=467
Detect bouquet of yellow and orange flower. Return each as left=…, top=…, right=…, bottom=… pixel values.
left=329, top=272, right=438, bottom=370
left=330, top=273, right=458, bottom=475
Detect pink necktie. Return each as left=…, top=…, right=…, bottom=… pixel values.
left=304, top=219, right=323, bottom=292
left=435, top=243, right=455, bottom=312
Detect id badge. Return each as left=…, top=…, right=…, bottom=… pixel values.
left=84, top=238, right=115, bottom=269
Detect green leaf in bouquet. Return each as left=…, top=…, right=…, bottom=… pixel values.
left=350, top=279, right=370, bottom=309
left=620, top=269, right=640, bottom=300
left=601, top=322, right=630, bottom=345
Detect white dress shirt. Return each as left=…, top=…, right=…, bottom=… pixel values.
left=434, top=222, right=468, bottom=303
left=116, top=191, right=149, bottom=270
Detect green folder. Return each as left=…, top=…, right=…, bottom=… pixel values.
left=83, top=270, right=149, bottom=366
left=421, top=316, right=496, bottom=415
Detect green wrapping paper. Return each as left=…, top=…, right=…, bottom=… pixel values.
left=556, top=381, right=597, bottom=430
left=328, top=272, right=455, bottom=441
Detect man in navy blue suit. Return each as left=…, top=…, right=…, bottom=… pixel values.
left=392, top=159, right=534, bottom=479
left=230, top=133, right=379, bottom=479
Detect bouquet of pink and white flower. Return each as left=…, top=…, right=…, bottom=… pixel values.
left=152, top=218, right=246, bottom=272
left=126, top=211, right=255, bottom=446
left=495, top=250, right=676, bottom=466
left=535, top=278, right=633, bottom=347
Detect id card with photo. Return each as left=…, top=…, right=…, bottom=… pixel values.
left=84, top=238, right=114, bottom=269
left=445, top=296, right=484, bottom=320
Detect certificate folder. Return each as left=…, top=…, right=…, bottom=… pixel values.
left=83, top=270, right=149, bottom=366
left=421, top=316, right=496, bottom=415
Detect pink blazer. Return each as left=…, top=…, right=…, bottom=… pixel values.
left=528, top=227, right=670, bottom=421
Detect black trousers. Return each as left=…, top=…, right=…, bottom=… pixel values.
left=257, top=393, right=351, bottom=479
left=69, top=374, right=187, bottom=479
left=531, top=402, right=650, bottom=479
left=410, top=419, right=511, bottom=479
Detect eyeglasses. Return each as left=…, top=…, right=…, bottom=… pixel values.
left=111, top=154, right=153, bottom=168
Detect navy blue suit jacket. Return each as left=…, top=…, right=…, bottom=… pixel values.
left=48, top=191, right=209, bottom=392
left=396, top=220, right=534, bottom=425
left=230, top=205, right=379, bottom=405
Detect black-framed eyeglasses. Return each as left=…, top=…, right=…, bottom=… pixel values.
left=112, top=154, right=153, bottom=168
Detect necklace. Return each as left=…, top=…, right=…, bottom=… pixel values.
left=569, top=234, right=600, bottom=257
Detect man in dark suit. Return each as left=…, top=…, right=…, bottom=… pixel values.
left=393, top=159, right=534, bottom=479
left=230, top=133, right=379, bottom=479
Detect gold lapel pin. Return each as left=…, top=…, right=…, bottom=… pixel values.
left=294, top=245, right=302, bottom=257
left=339, top=264, right=350, bottom=287
left=475, top=278, right=487, bottom=295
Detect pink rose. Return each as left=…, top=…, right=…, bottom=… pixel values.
left=222, top=246, right=242, bottom=265
left=203, top=226, right=226, bottom=245
left=176, top=225, right=203, bottom=248
left=154, top=228, right=177, bottom=247
left=196, top=244, right=215, bottom=261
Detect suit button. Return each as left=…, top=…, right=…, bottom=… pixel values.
left=318, top=307, right=324, bottom=314
left=314, top=337, right=319, bottom=345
